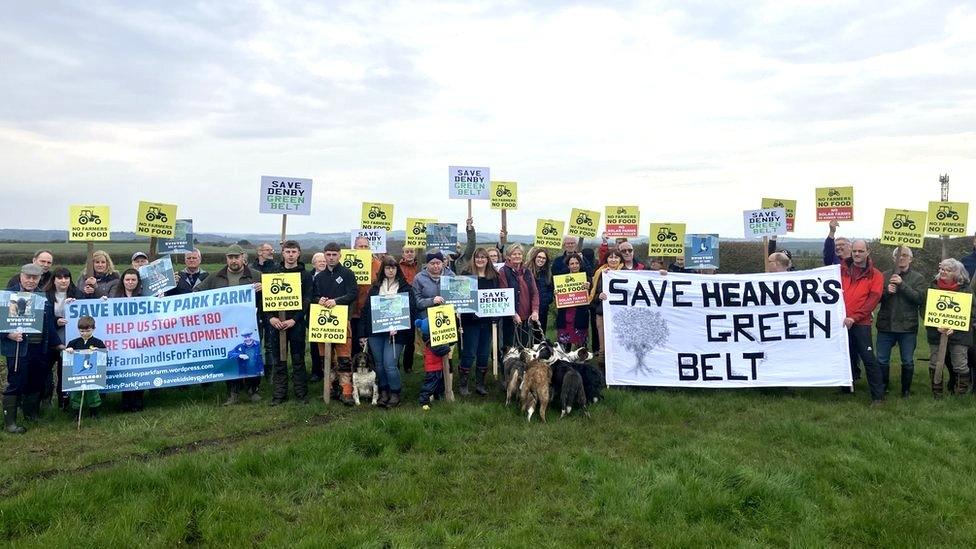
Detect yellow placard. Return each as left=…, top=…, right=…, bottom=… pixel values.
left=927, top=201, right=969, bottom=236
left=815, top=187, right=854, bottom=221
left=428, top=304, right=458, bottom=345
left=761, top=198, right=797, bottom=232
left=406, top=217, right=436, bottom=249
left=553, top=273, right=590, bottom=309
left=361, top=202, right=394, bottom=231
left=261, top=272, right=303, bottom=311
left=340, top=249, right=372, bottom=285
left=535, top=219, right=565, bottom=249
left=69, top=205, right=110, bottom=241
left=605, top=205, right=639, bottom=237
left=880, top=209, right=927, bottom=248
left=924, top=289, right=972, bottom=332
left=309, top=304, right=349, bottom=343
left=135, top=201, right=177, bottom=238
left=647, top=223, right=686, bottom=257
left=490, top=181, right=518, bottom=210
left=568, top=208, right=600, bottom=238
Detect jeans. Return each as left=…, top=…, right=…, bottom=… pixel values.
left=875, top=331, right=917, bottom=393
left=460, top=322, right=492, bottom=374
left=848, top=324, right=884, bottom=400
left=368, top=337, right=403, bottom=393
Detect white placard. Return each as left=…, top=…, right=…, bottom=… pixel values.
left=742, top=207, right=787, bottom=239
left=350, top=228, right=388, bottom=254
left=475, top=288, right=515, bottom=317
left=603, top=266, right=851, bottom=388
left=259, top=175, right=313, bottom=215
left=448, top=165, right=490, bottom=200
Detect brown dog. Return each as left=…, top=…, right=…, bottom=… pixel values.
left=521, top=358, right=552, bottom=423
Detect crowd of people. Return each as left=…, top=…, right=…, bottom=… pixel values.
left=3, top=217, right=976, bottom=433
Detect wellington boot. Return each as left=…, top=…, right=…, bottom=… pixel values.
left=377, top=390, right=390, bottom=408
left=930, top=369, right=944, bottom=399
left=458, top=373, right=470, bottom=396
left=340, top=383, right=355, bottom=406
left=3, top=396, right=26, bottom=434
left=474, top=370, right=488, bottom=396
left=386, top=392, right=401, bottom=408
left=223, top=389, right=239, bottom=406
left=956, top=374, right=970, bottom=395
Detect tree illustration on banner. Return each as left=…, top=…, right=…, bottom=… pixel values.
left=613, top=308, right=669, bottom=375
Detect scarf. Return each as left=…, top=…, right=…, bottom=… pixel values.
left=937, top=278, right=960, bottom=291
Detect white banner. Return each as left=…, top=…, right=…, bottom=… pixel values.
left=603, top=266, right=851, bottom=388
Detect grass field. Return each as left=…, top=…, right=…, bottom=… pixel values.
left=3, top=264, right=976, bottom=545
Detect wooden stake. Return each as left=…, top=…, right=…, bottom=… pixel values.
left=321, top=342, right=332, bottom=404
left=500, top=209, right=508, bottom=248
left=13, top=341, right=20, bottom=373
left=442, top=355, right=455, bottom=402
left=77, top=390, right=84, bottom=430
left=148, top=237, right=159, bottom=261
left=762, top=236, right=770, bottom=272
left=277, top=214, right=288, bottom=362
left=492, top=323, right=499, bottom=379
left=934, top=332, right=949, bottom=386
left=86, top=242, right=95, bottom=279
left=467, top=199, right=473, bottom=222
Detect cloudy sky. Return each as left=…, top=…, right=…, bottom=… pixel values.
left=2, top=1, right=975, bottom=239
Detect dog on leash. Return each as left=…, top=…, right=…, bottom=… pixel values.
left=560, top=367, right=589, bottom=418
left=574, top=361, right=604, bottom=404
left=351, top=350, right=378, bottom=406
left=503, top=347, right=527, bottom=406
left=521, top=358, right=552, bottom=422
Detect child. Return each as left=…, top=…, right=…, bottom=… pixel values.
left=415, top=317, right=451, bottom=406
left=64, top=316, right=104, bottom=417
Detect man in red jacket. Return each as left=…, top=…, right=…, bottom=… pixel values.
left=841, top=240, right=885, bottom=403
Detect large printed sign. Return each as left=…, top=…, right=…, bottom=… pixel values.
left=361, top=202, right=394, bottom=231
left=61, top=349, right=108, bottom=392
left=554, top=273, right=590, bottom=309
left=350, top=229, right=387, bottom=254
left=261, top=272, right=303, bottom=311
left=647, top=223, right=686, bottom=257
left=568, top=208, right=600, bottom=239
left=309, top=304, right=348, bottom=343
left=476, top=288, right=515, bottom=317
left=69, top=205, right=110, bottom=241
left=761, top=198, right=796, bottom=232
left=490, top=181, right=518, bottom=209
left=605, top=206, right=639, bottom=237
left=406, top=218, right=436, bottom=249
left=260, top=175, right=313, bottom=215
left=743, top=207, right=787, bottom=239
left=449, top=166, right=490, bottom=200
left=535, top=219, right=565, bottom=249
left=426, top=223, right=458, bottom=254
left=0, top=291, right=46, bottom=333
left=815, top=187, right=854, bottom=221
left=139, top=257, right=177, bottom=296
left=924, top=289, right=972, bottom=331
left=428, top=304, right=458, bottom=345
left=340, top=249, right=373, bottom=285
left=926, top=201, right=969, bottom=236
left=369, top=294, right=412, bottom=334
left=603, top=267, right=851, bottom=388
left=685, top=234, right=720, bottom=270
left=440, top=275, right=478, bottom=314
left=880, top=208, right=926, bottom=248
left=64, top=287, right=262, bottom=392
left=156, top=219, right=194, bottom=255
left=135, top=201, right=177, bottom=238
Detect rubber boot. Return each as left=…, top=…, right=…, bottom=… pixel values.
left=474, top=369, right=488, bottom=396
left=956, top=372, right=970, bottom=395
left=340, top=382, right=355, bottom=406
left=931, top=369, right=944, bottom=399
left=900, top=365, right=913, bottom=398
left=3, top=395, right=26, bottom=434
left=386, top=391, right=401, bottom=408
left=879, top=364, right=890, bottom=394
left=21, top=393, right=41, bottom=421
left=223, top=386, right=239, bottom=406
left=458, top=372, right=470, bottom=396
left=377, top=390, right=390, bottom=408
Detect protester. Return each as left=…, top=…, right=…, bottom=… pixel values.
left=840, top=240, right=884, bottom=404
left=617, top=241, right=645, bottom=271
left=262, top=240, right=311, bottom=406
left=398, top=246, right=421, bottom=373
left=108, top=268, right=148, bottom=412
left=590, top=250, right=624, bottom=358
left=527, top=247, right=554, bottom=335
left=6, top=250, right=54, bottom=289
left=552, top=236, right=591, bottom=276
left=412, top=250, right=454, bottom=320
left=823, top=220, right=851, bottom=265
left=668, top=256, right=689, bottom=273
left=555, top=252, right=590, bottom=350
left=926, top=259, right=975, bottom=397
left=63, top=315, right=105, bottom=417
left=497, top=243, right=540, bottom=349
left=3, top=264, right=60, bottom=434
left=458, top=247, right=499, bottom=396
left=80, top=250, right=120, bottom=298
left=876, top=246, right=927, bottom=397
left=766, top=252, right=792, bottom=273
left=44, top=267, right=83, bottom=408
left=250, top=243, right=275, bottom=273
left=168, top=248, right=209, bottom=295
left=359, top=256, right=416, bottom=407
left=310, top=242, right=359, bottom=405
left=195, top=245, right=265, bottom=405
left=767, top=236, right=796, bottom=271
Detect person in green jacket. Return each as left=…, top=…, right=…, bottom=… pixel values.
left=875, top=246, right=928, bottom=397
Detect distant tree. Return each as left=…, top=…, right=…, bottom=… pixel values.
left=612, top=307, right=669, bottom=376
left=237, top=239, right=251, bottom=246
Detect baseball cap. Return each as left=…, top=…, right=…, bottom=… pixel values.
left=131, top=252, right=149, bottom=261
left=21, top=263, right=43, bottom=276
left=225, top=244, right=245, bottom=256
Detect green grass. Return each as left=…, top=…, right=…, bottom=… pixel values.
left=3, top=264, right=975, bottom=545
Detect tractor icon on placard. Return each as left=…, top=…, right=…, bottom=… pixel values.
left=434, top=311, right=452, bottom=328
left=317, top=310, right=340, bottom=326
left=343, top=254, right=364, bottom=269
left=367, top=205, right=387, bottom=220
left=616, top=207, right=627, bottom=215
left=891, top=214, right=916, bottom=231
left=772, top=201, right=784, bottom=208
left=541, top=223, right=559, bottom=236
left=77, top=209, right=102, bottom=225
left=828, top=189, right=840, bottom=196
left=412, top=223, right=425, bottom=235
left=657, top=227, right=678, bottom=242
left=269, top=277, right=293, bottom=294
left=936, top=205, right=960, bottom=221
left=145, top=206, right=168, bottom=223
left=936, top=295, right=962, bottom=313
left=575, top=212, right=593, bottom=226
left=495, top=186, right=512, bottom=197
